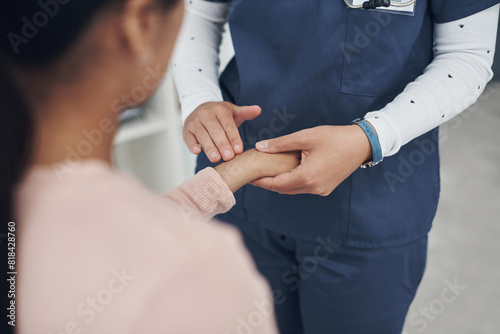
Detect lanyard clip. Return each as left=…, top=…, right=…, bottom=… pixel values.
left=363, top=0, right=391, bottom=9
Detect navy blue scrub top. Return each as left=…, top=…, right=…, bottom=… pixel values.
left=197, top=0, right=500, bottom=248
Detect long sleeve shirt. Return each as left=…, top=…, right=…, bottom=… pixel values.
left=172, top=1, right=499, bottom=157
left=16, top=160, right=278, bottom=334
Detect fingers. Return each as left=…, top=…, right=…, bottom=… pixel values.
left=183, top=130, right=201, bottom=155
left=203, top=117, right=236, bottom=161
left=233, top=105, right=262, bottom=126
left=193, top=124, right=221, bottom=163
left=276, top=188, right=309, bottom=195
left=184, top=102, right=253, bottom=162
left=255, top=130, right=309, bottom=153
left=251, top=176, right=307, bottom=195
left=251, top=163, right=333, bottom=196
left=216, top=113, right=243, bottom=154
left=251, top=167, right=305, bottom=193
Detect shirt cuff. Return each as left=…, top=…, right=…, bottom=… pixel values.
left=364, top=108, right=403, bottom=157
left=196, top=167, right=236, bottom=212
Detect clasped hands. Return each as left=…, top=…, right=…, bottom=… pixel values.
left=185, top=101, right=373, bottom=196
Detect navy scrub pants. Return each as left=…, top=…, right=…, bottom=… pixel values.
left=237, top=220, right=428, bottom=334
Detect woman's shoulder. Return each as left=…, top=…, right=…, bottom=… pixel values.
left=16, top=159, right=257, bottom=280
left=17, top=159, right=270, bottom=332
left=17, top=159, right=220, bottom=237
left=17, top=159, right=159, bottom=222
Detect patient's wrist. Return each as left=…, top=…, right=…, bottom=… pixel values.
left=215, top=149, right=299, bottom=192
left=214, top=149, right=261, bottom=192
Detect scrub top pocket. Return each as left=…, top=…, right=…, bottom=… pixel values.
left=340, top=6, right=431, bottom=97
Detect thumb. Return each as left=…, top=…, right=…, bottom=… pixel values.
left=233, top=105, right=261, bottom=126
left=255, top=131, right=307, bottom=153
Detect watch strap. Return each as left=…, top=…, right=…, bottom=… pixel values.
left=351, top=118, right=383, bottom=168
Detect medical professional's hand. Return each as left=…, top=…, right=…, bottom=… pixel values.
left=184, top=101, right=261, bottom=163
left=252, top=125, right=373, bottom=196
left=215, top=149, right=301, bottom=193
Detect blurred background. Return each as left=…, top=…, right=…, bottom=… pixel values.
left=111, top=25, right=500, bottom=334
left=402, top=80, right=500, bottom=334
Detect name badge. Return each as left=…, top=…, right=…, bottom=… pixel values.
left=348, top=0, right=416, bottom=16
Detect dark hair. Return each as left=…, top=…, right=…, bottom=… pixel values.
left=0, top=61, right=32, bottom=334
left=0, top=1, right=178, bottom=332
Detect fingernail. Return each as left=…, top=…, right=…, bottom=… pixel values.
left=233, top=144, right=240, bottom=152
left=192, top=146, right=200, bottom=153
left=223, top=149, right=232, bottom=159
left=210, top=152, right=218, bottom=161
left=256, top=141, right=268, bottom=150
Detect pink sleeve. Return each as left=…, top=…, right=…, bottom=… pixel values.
left=160, top=167, right=236, bottom=219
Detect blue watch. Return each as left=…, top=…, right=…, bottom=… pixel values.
left=351, top=118, right=383, bottom=168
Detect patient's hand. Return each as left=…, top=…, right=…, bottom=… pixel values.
left=214, top=149, right=300, bottom=193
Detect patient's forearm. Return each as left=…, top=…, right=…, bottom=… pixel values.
left=159, top=149, right=299, bottom=219
left=214, top=149, right=264, bottom=193
left=215, top=149, right=300, bottom=193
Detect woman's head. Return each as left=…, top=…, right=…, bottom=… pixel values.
left=0, top=0, right=183, bottom=177
left=1, top=0, right=183, bottom=105
left=0, top=2, right=183, bottom=330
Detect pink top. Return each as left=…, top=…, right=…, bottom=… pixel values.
left=16, top=160, right=278, bottom=334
